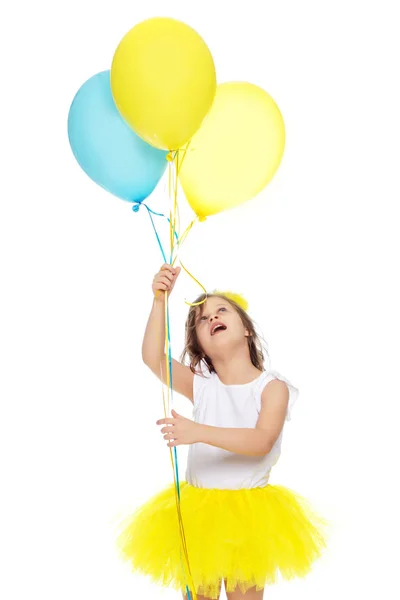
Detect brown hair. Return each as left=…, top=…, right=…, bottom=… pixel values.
left=179, top=292, right=270, bottom=375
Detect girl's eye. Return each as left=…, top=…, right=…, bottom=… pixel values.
left=200, top=307, right=226, bottom=321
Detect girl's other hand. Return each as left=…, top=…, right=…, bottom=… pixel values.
left=156, top=409, right=201, bottom=447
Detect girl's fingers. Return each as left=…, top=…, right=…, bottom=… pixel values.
left=158, top=275, right=173, bottom=286
left=153, top=264, right=179, bottom=296
left=155, top=274, right=173, bottom=286
left=161, top=264, right=176, bottom=275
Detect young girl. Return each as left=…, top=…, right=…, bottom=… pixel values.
left=115, top=264, right=330, bottom=599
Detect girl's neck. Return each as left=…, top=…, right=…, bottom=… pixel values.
left=212, top=356, right=262, bottom=386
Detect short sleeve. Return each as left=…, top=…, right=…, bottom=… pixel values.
left=255, top=369, right=299, bottom=422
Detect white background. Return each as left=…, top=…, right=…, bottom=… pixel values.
left=1, top=0, right=399, bottom=598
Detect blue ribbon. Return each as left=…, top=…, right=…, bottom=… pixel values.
left=132, top=201, right=179, bottom=264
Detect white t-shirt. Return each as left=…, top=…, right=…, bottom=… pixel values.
left=185, top=364, right=299, bottom=490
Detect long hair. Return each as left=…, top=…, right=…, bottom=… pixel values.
left=179, top=292, right=270, bottom=375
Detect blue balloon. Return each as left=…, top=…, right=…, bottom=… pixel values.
left=68, top=71, right=168, bottom=203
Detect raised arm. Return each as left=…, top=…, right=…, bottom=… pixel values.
left=142, top=264, right=194, bottom=402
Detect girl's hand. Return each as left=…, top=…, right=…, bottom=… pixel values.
left=152, top=263, right=181, bottom=302
left=156, top=409, right=201, bottom=447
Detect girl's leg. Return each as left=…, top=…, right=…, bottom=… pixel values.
left=225, top=580, right=264, bottom=600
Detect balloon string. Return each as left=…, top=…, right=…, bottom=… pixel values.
left=163, top=292, right=196, bottom=599
left=130, top=155, right=201, bottom=598
left=152, top=288, right=193, bottom=596
left=154, top=147, right=207, bottom=600
left=168, top=151, right=178, bottom=262
left=176, top=141, right=192, bottom=175
left=153, top=297, right=194, bottom=597
left=133, top=201, right=179, bottom=264
left=179, top=259, right=208, bottom=306
left=171, top=220, right=208, bottom=307
left=169, top=150, right=208, bottom=309
left=131, top=195, right=196, bottom=594
left=167, top=142, right=191, bottom=265
left=171, top=218, right=195, bottom=266
left=165, top=151, right=201, bottom=600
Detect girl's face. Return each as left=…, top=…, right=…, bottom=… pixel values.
left=194, top=296, right=250, bottom=358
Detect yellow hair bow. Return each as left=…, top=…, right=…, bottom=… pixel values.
left=213, top=290, right=249, bottom=312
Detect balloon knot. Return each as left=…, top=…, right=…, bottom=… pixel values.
left=198, top=216, right=207, bottom=222
left=166, top=152, right=174, bottom=162
left=132, top=203, right=140, bottom=213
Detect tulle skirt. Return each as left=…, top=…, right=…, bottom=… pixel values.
left=114, top=481, right=331, bottom=599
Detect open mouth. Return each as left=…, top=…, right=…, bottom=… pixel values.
left=211, top=324, right=227, bottom=336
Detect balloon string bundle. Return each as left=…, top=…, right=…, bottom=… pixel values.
left=165, top=151, right=212, bottom=600
left=151, top=151, right=206, bottom=600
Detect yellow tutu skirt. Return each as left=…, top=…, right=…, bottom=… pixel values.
left=114, top=481, right=330, bottom=599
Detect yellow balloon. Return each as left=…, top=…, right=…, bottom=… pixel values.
left=179, top=82, right=286, bottom=219
left=111, top=18, right=217, bottom=151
